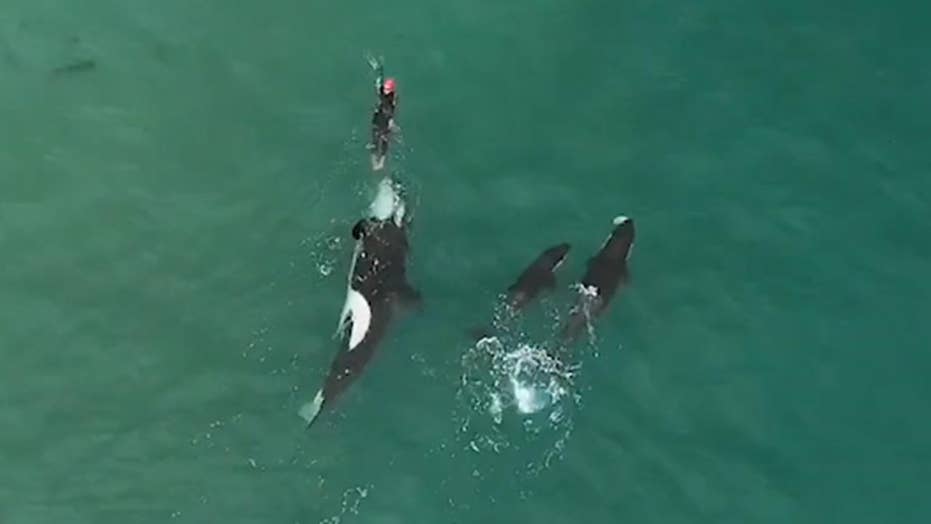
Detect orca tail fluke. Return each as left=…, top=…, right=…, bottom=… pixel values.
left=298, top=389, right=326, bottom=429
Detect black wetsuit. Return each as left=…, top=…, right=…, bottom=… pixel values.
left=371, top=88, right=396, bottom=158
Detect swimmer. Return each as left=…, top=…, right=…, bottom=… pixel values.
left=367, top=57, right=398, bottom=171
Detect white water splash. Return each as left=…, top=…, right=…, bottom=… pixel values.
left=489, top=392, right=503, bottom=424
left=456, top=335, right=578, bottom=474
left=503, top=344, right=569, bottom=415
left=369, top=177, right=404, bottom=224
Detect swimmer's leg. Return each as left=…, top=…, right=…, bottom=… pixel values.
left=371, top=132, right=389, bottom=171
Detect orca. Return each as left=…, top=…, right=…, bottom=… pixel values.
left=51, top=58, right=96, bottom=76
left=560, top=216, right=635, bottom=343
left=300, top=178, right=421, bottom=428
left=469, top=243, right=571, bottom=340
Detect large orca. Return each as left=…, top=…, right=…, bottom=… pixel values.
left=300, top=179, right=421, bottom=428
left=469, top=243, right=571, bottom=340
left=560, top=216, right=635, bottom=343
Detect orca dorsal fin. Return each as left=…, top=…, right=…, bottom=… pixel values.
left=351, top=219, right=369, bottom=240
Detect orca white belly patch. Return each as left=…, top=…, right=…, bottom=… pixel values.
left=339, top=288, right=372, bottom=350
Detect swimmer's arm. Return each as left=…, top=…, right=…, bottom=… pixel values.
left=367, top=56, right=384, bottom=92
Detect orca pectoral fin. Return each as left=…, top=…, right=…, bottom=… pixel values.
left=298, top=389, right=326, bottom=429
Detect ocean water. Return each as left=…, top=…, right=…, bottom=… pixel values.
left=2, top=1, right=930, bottom=523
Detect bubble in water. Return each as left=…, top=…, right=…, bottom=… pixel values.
left=488, top=393, right=503, bottom=424
left=503, top=344, right=570, bottom=415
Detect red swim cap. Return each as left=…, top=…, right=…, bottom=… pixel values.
left=383, top=77, right=396, bottom=94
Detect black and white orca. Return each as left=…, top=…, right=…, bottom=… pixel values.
left=560, top=216, right=635, bottom=343
left=300, top=178, right=421, bottom=428
left=470, top=243, right=571, bottom=340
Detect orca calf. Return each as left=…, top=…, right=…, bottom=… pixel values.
left=300, top=179, right=421, bottom=428
left=560, top=216, right=635, bottom=343
left=469, top=243, right=571, bottom=340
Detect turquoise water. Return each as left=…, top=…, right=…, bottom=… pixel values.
left=2, top=1, right=930, bottom=522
